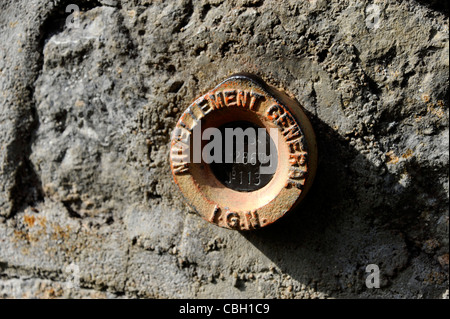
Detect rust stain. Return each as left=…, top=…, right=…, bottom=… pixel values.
left=14, top=229, right=30, bottom=242
left=421, top=93, right=430, bottom=103
left=12, top=215, right=49, bottom=245
left=23, top=214, right=36, bottom=228
left=385, top=151, right=399, bottom=164
left=401, top=149, right=413, bottom=159
left=427, top=104, right=444, bottom=118
left=39, top=216, right=48, bottom=230
left=51, top=224, right=71, bottom=241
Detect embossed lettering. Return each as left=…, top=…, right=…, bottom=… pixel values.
left=245, top=210, right=260, bottom=229
left=171, top=141, right=190, bottom=174
left=186, top=105, right=198, bottom=121
left=172, top=162, right=189, bottom=175
left=190, top=100, right=210, bottom=122
left=288, top=166, right=307, bottom=179
left=203, top=90, right=265, bottom=111
left=172, top=126, right=190, bottom=144
left=275, top=112, right=291, bottom=127
left=197, top=97, right=213, bottom=116
left=282, top=124, right=301, bottom=140
left=206, top=92, right=226, bottom=110
left=248, top=92, right=264, bottom=110
left=213, top=209, right=262, bottom=230
left=266, top=104, right=283, bottom=120
left=266, top=103, right=308, bottom=190
left=226, top=211, right=240, bottom=228
left=289, top=152, right=307, bottom=166
left=224, top=89, right=237, bottom=107
left=210, top=205, right=220, bottom=222
left=236, top=91, right=264, bottom=110
left=171, top=126, right=191, bottom=174
left=286, top=179, right=305, bottom=189
left=237, top=90, right=249, bottom=107
left=287, top=138, right=305, bottom=152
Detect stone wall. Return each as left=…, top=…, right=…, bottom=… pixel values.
left=0, top=0, right=448, bottom=298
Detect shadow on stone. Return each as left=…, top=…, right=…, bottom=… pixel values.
left=416, top=0, right=449, bottom=16
left=240, top=112, right=447, bottom=297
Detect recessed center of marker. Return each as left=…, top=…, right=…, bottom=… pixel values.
left=209, top=121, right=277, bottom=192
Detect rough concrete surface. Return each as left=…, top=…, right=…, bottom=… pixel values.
left=0, top=0, right=448, bottom=298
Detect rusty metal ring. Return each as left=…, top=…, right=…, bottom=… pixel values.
left=170, top=73, right=317, bottom=230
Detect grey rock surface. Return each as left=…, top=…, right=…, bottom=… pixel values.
left=0, top=0, right=448, bottom=298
